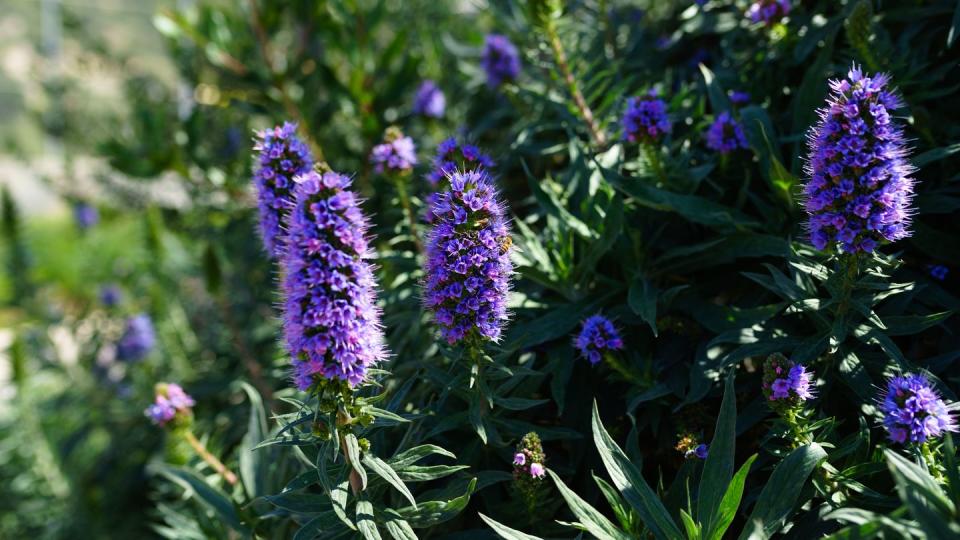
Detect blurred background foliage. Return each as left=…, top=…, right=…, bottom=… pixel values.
left=2, top=0, right=960, bottom=538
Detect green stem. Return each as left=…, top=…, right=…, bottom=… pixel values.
left=604, top=353, right=642, bottom=385
left=393, top=177, right=422, bottom=253
left=643, top=143, right=667, bottom=184
left=545, top=21, right=607, bottom=149
left=920, top=442, right=945, bottom=483
left=184, top=431, right=238, bottom=486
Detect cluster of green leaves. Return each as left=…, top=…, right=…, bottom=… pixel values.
left=3, top=0, right=960, bottom=539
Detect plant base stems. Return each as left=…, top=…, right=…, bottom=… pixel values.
left=184, top=431, right=238, bottom=486
left=394, top=178, right=422, bottom=253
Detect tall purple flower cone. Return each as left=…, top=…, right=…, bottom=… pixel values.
left=252, top=122, right=314, bottom=258
left=280, top=170, right=387, bottom=390
left=804, top=65, right=915, bottom=254
left=424, top=169, right=512, bottom=345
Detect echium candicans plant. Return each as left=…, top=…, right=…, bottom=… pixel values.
left=422, top=168, right=513, bottom=442
left=762, top=353, right=816, bottom=447
left=804, top=64, right=914, bottom=255
left=252, top=122, right=314, bottom=258
left=372, top=126, right=421, bottom=250
left=879, top=373, right=956, bottom=476
left=272, top=167, right=473, bottom=535
left=622, top=89, right=672, bottom=182
left=146, top=383, right=238, bottom=486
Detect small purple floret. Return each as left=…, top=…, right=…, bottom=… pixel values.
left=575, top=314, right=624, bottom=365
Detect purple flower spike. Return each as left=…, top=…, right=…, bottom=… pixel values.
left=481, top=34, right=521, bottom=88
left=880, top=374, right=957, bottom=444
left=280, top=170, right=388, bottom=390
left=804, top=64, right=914, bottom=254
left=706, top=112, right=749, bottom=154
left=762, top=354, right=815, bottom=408
left=252, top=122, right=314, bottom=258
left=371, top=127, right=418, bottom=175
left=575, top=314, right=624, bottom=365
left=413, top=80, right=446, bottom=119
left=622, top=91, right=672, bottom=144
left=74, top=202, right=99, bottom=230
left=425, top=138, right=496, bottom=223
left=747, top=0, right=791, bottom=25
left=117, top=314, right=156, bottom=362
left=145, top=382, right=195, bottom=426
left=424, top=169, right=512, bottom=346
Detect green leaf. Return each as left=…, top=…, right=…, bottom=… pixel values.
left=949, top=0, right=960, bottom=47
left=707, top=454, right=757, bottom=540
left=356, top=499, right=383, bottom=540
left=362, top=455, right=417, bottom=508
left=395, top=464, right=470, bottom=482
left=493, top=397, right=550, bottom=411
left=395, top=478, right=477, bottom=528
left=679, top=509, right=700, bottom=540
left=885, top=450, right=954, bottom=517
left=628, top=275, right=659, bottom=335
left=388, top=445, right=456, bottom=469
left=880, top=311, right=953, bottom=336
left=479, top=513, right=545, bottom=540
left=266, top=492, right=330, bottom=514
left=293, top=512, right=337, bottom=540
left=738, top=443, right=828, bottom=539
left=343, top=434, right=368, bottom=490
left=238, top=382, right=268, bottom=500
left=549, top=469, right=633, bottom=540
left=331, top=477, right=356, bottom=530
left=383, top=516, right=418, bottom=540
left=913, top=142, right=960, bottom=168
left=154, top=465, right=248, bottom=534
left=698, top=375, right=737, bottom=534
left=699, top=64, right=732, bottom=113
left=591, top=402, right=682, bottom=540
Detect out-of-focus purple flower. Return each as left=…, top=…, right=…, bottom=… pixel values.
left=693, top=444, right=709, bottom=459
left=803, top=64, right=914, bottom=254
left=622, top=91, right=672, bottom=144
left=695, top=0, right=708, bottom=6
left=280, top=170, right=387, bottom=390
left=145, top=382, right=195, bottom=426
left=763, top=354, right=815, bottom=406
left=116, top=314, right=156, bottom=362
left=929, top=264, right=949, bottom=281
left=99, top=284, right=122, bottom=307
left=575, top=314, right=624, bottom=365
left=424, top=170, right=512, bottom=345
left=371, top=127, right=417, bottom=175
left=747, top=0, right=791, bottom=25
left=513, top=452, right=526, bottom=466
left=729, top=90, right=751, bottom=105
left=481, top=34, right=521, bottom=88
left=529, top=462, right=545, bottom=478
left=413, top=80, right=446, bottom=119
left=880, top=374, right=957, bottom=444
left=706, top=112, right=749, bottom=154
left=655, top=35, right=672, bottom=50
left=252, top=122, right=314, bottom=258
left=74, top=203, right=99, bottom=230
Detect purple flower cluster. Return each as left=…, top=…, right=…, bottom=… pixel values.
left=880, top=374, right=956, bottom=444
left=413, top=80, right=446, bottom=119
left=371, top=128, right=418, bottom=175
left=280, top=170, right=387, bottom=390
left=747, top=0, right=791, bottom=25
left=74, top=202, right=99, bottom=230
left=513, top=432, right=546, bottom=480
left=729, top=90, right=751, bottom=105
left=145, top=383, right=195, bottom=426
left=762, top=354, right=814, bottom=407
left=424, top=170, right=512, bottom=345
left=252, top=122, right=314, bottom=258
left=705, top=112, right=749, bottom=154
left=481, top=34, right=521, bottom=88
left=689, top=444, right=709, bottom=459
left=622, top=91, right=672, bottom=144
left=804, top=65, right=914, bottom=253
left=575, top=314, right=624, bottom=365
left=929, top=264, right=949, bottom=281
left=99, top=284, right=122, bottom=307
left=116, top=314, right=156, bottom=362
